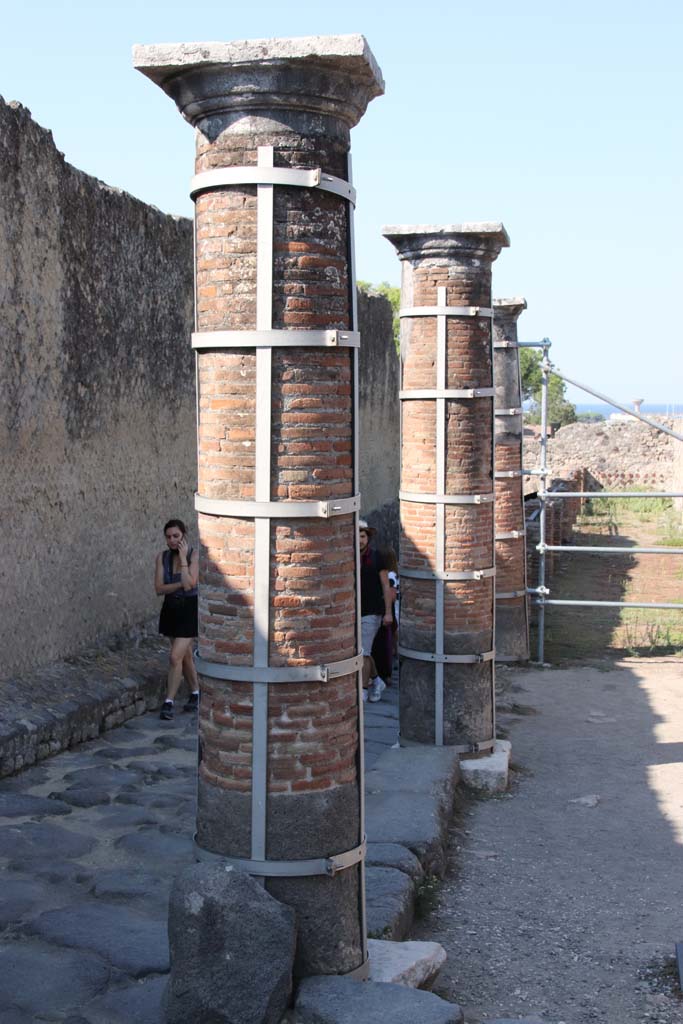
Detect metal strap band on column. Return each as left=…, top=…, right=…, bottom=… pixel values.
left=400, top=490, right=494, bottom=505
left=401, top=567, right=495, bottom=581
left=493, top=341, right=519, bottom=349
left=496, top=530, right=525, bottom=540
left=494, top=407, right=523, bottom=416
left=495, top=589, right=528, bottom=600
left=195, top=494, right=360, bottom=519
left=194, top=836, right=366, bottom=878
left=398, top=647, right=495, bottom=664
left=496, top=469, right=548, bottom=479
left=400, top=387, right=494, bottom=400
left=399, top=305, right=493, bottom=318
left=190, top=165, right=356, bottom=205
left=192, top=328, right=360, bottom=350
left=451, top=738, right=496, bottom=755
left=195, top=654, right=362, bottom=684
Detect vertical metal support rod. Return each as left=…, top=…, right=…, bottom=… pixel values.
left=251, top=145, right=275, bottom=866
left=488, top=324, right=497, bottom=741
left=536, top=341, right=550, bottom=664
left=434, top=287, right=447, bottom=745
left=347, top=154, right=367, bottom=965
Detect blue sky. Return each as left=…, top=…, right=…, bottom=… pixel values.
left=2, top=0, right=681, bottom=407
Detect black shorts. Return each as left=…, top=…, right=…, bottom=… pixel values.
left=159, top=595, right=198, bottom=639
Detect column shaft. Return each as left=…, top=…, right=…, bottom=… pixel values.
left=135, top=36, right=383, bottom=978
left=383, top=225, right=508, bottom=749
left=493, top=299, right=529, bottom=661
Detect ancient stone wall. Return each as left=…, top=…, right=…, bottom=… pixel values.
left=1, top=97, right=399, bottom=683
left=524, top=419, right=679, bottom=492
left=0, top=97, right=196, bottom=681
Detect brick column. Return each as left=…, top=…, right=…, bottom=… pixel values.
left=134, top=36, right=383, bottom=979
left=493, top=298, right=529, bottom=661
left=382, top=225, right=508, bottom=749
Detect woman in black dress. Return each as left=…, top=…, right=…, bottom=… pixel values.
left=155, top=519, right=199, bottom=720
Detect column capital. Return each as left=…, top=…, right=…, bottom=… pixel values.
left=493, top=297, right=527, bottom=322
left=133, top=35, right=384, bottom=131
left=382, top=223, right=509, bottom=264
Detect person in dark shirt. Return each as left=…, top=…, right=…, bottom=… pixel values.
left=359, top=520, right=393, bottom=702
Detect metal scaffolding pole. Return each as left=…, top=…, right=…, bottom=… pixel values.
left=535, top=340, right=551, bottom=663
left=529, top=348, right=683, bottom=663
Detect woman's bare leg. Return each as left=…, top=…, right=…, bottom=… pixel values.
left=182, top=645, right=199, bottom=692
left=165, top=637, right=193, bottom=701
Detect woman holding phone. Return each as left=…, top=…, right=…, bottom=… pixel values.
left=155, top=518, right=200, bottom=720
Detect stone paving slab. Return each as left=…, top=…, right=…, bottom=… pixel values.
left=293, top=976, right=463, bottom=1023
left=365, top=865, right=415, bottom=939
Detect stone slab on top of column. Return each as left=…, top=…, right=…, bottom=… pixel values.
left=382, top=223, right=510, bottom=262
left=493, top=296, right=527, bottom=323
left=133, top=35, right=384, bottom=131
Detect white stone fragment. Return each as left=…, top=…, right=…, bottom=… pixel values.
left=569, top=793, right=601, bottom=807
left=368, top=938, right=447, bottom=989
left=459, top=739, right=511, bottom=795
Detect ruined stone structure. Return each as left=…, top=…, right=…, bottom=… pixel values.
left=0, top=96, right=195, bottom=680
left=383, top=224, right=508, bottom=748
left=135, top=35, right=383, bottom=977
left=493, top=299, right=529, bottom=662
left=524, top=419, right=683, bottom=494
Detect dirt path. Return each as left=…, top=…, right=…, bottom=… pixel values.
left=413, top=660, right=683, bottom=1024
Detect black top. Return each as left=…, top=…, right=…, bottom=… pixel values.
left=360, top=546, right=387, bottom=616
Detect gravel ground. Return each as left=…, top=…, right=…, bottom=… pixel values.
left=413, top=660, right=683, bottom=1024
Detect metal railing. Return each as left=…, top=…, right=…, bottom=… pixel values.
left=523, top=341, right=683, bottom=662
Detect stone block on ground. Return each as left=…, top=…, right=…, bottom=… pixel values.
left=365, top=746, right=460, bottom=875
left=365, top=866, right=414, bottom=940
left=459, top=739, right=511, bottom=795
left=367, top=938, right=447, bottom=989
left=165, top=862, right=296, bottom=1024
left=294, top=976, right=463, bottom=1023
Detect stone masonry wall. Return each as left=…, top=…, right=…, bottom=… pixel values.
left=524, top=419, right=679, bottom=493
left=0, top=97, right=195, bottom=681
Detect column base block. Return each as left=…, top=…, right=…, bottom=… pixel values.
left=367, top=938, right=447, bottom=989
left=459, top=739, right=511, bottom=795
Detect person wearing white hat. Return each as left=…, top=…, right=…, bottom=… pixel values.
left=358, top=519, right=394, bottom=702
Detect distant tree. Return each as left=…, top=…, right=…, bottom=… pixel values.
left=520, top=346, right=576, bottom=427
left=358, top=280, right=400, bottom=352
left=577, top=411, right=605, bottom=423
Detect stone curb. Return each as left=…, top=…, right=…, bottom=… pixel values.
left=0, top=639, right=168, bottom=778
left=364, top=744, right=461, bottom=941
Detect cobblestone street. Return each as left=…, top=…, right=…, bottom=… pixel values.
left=0, top=686, right=399, bottom=1022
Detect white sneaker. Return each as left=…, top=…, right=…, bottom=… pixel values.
left=368, top=677, right=386, bottom=703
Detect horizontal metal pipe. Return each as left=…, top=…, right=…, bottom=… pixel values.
left=541, top=544, right=683, bottom=555
left=549, top=366, right=683, bottom=443
left=516, top=341, right=551, bottom=348
left=538, top=491, right=683, bottom=499
left=535, top=599, right=683, bottom=610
